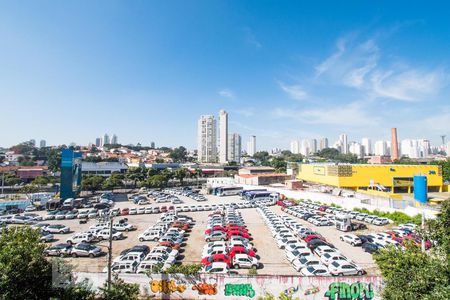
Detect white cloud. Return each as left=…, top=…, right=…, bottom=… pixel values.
left=218, top=88, right=235, bottom=99
left=243, top=27, right=262, bottom=49
left=273, top=102, right=380, bottom=127
left=371, top=69, right=446, bottom=101
left=234, top=108, right=255, bottom=117
left=278, top=81, right=307, bottom=100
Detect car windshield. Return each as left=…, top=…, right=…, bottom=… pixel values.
left=331, top=261, right=340, bottom=267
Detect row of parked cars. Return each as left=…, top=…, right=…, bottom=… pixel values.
left=258, top=206, right=365, bottom=276
left=296, top=201, right=391, bottom=226
left=163, top=188, right=207, bottom=202
left=201, top=207, right=259, bottom=273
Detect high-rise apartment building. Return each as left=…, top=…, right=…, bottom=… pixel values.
left=361, top=138, right=372, bottom=155
left=111, top=134, right=118, bottom=145
left=310, top=139, right=317, bottom=154
left=319, top=138, right=329, bottom=150
left=290, top=140, right=300, bottom=154
left=103, top=133, right=110, bottom=145
left=150, top=141, right=155, bottom=149
left=300, top=139, right=310, bottom=156
left=374, top=140, right=387, bottom=156
left=228, top=133, right=241, bottom=163
left=39, top=140, right=46, bottom=148
left=218, top=110, right=228, bottom=164
left=339, top=134, right=348, bottom=154
left=247, top=135, right=256, bottom=156
left=95, top=138, right=102, bottom=147
left=197, top=115, right=217, bottom=163
left=349, top=142, right=363, bottom=158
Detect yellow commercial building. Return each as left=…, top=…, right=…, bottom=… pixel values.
left=296, top=164, right=447, bottom=198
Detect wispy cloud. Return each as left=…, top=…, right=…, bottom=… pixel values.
left=278, top=81, right=307, bottom=100
left=233, top=107, right=255, bottom=117
left=273, top=101, right=380, bottom=127
left=315, top=37, right=347, bottom=77
left=218, top=88, right=235, bottom=99
left=243, top=27, right=262, bottom=49
left=371, top=69, right=447, bottom=101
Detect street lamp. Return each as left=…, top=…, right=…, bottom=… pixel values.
left=96, top=213, right=114, bottom=290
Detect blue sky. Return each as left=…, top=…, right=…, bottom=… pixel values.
left=1, top=1, right=449, bottom=150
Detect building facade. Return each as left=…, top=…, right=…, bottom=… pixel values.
left=218, top=110, right=228, bottom=164
left=247, top=135, right=256, bottom=156
left=197, top=115, right=217, bottom=163
left=228, top=133, right=241, bottom=163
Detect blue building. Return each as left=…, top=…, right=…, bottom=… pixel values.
left=60, top=149, right=82, bottom=199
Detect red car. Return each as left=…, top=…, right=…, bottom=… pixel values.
left=304, top=234, right=325, bottom=243
left=200, top=254, right=231, bottom=266
left=205, top=226, right=227, bottom=235
left=168, top=206, right=175, bottom=211
left=318, top=206, right=329, bottom=212
left=228, top=246, right=255, bottom=258
left=159, top=241, right=181, bottom=250
left=120, top=208, right=129, bottom=215
left=402, top=236, right=432, bottom=250
left=225, top=224, right=247, bottom=230
left=227, top=231, right=250, bottom=239
left=386, top=231, right=403, bottom=242
left=160, top=206, right=168, bottom=213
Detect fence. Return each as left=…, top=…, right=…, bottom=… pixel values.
left=74, top=272, right=383, bottom=300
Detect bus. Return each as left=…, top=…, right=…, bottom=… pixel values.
left=215, top=186, right=244, bottom=196
left=245, top=191, right=273, bottom=202
left=239, top=189, right=267, bottom=199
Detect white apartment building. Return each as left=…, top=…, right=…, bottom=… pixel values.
left=339, top=133, right=348, bottom=154
left=290, top=140, right=300, bottom=154
left=300, top=139, right=310, bottom=156
left=361, top=138, right=372, bottom=155
left=197, top=115, right=217, bottom=163
left=228, top=133, right=241, bottom=163
left=247, top=135, right=256, bottom=156
left=349, top=142, right=363, bottom=158
left=400, top=139, right=431, bottom=158
left=111, top=134, right=118, bottom=145
left=374, top=140, right=388, bottom=156
left=319, top=138, right=328, bottom=150
left=103, top=133, right=110, bottom=145
left=218, top=110, right=228, bottom=164
left=310, top=139, right=317, bottom=154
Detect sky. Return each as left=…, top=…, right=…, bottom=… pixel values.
left=1, top=1, right=450, bottom=150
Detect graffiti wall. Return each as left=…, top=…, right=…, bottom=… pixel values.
left=76, top=272, right=383, bottom=300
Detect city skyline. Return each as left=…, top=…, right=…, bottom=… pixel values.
left=1, top=2, right=450, bottom=148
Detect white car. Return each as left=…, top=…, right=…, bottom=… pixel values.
left=78, top=210, right=89, bottom=219
left=145, top=252, right=176, bottom=265
left=328, top=260, right=365, bottom=276
left=202, top=245, right=227, bottom=258
left=300, top=265, right=331, bottom=276
left=277, top=237, right=299, bottom=249
left=320, top=253, right=348, bottom=265
left=292, top=256, right=322, bottom=271
left=137, top=261, right=170, bottom=273
left=138, top=231, right=162, bottom=242
left=96, top=229, right=123, bottom=241
left=45, top=224, right=70, bottom=234
left=231, top=254, right=258, bottom=269
left=314, top=245, right=339, bottom=257
left=129, top=208, right=138, bottom=215
left=151, top=246, right=179, bottom=260
left=66, top=233, right=95, bottom=244
left=106, top=261, right=138, bottom=274
left=340, top=234, right=362, bottom=246
left=114, top=251, right=145, bottom=263
left=399, top=223, right=417, bottom=231
left=201, top=262, right=229, bottom=274
left=137, top=200, right=149, bottom=205
left=113, top=223, right=136, bottom=232
left=372, top=217, right=390, bottom=226
left=285, top=248, right=312, bottom=263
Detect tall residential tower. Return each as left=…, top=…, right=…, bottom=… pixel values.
left=197, top=115, right=217, bottom=163
left=218, top=110, right=228, bottom=164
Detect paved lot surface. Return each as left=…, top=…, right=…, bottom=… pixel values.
left=34, top=192, right=382, bottom=275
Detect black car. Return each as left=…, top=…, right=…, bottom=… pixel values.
left=302, top=213, right=313, bottom=221
left=120, top=245, right=151, bottom=256
left=362, top=242, right=379, bottom=254
left=44, top=243, right=73, bottom=257
left=357, top=235, right=370, bottom=244
left=307, top=239, right=334, bottom=250
left=94, top=203, right=110, bottom=210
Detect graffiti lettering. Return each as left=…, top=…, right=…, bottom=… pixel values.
left=225, top=283, right=256, bottom=298
left=304, top=286, right=320, bottom=295
left=150, top=280, right=186, bottom=294
left=283, top=286, right=299, bottom=296
left=192, top=283, right=218, bottom=295
left=324, top=282, right=374, bottom=300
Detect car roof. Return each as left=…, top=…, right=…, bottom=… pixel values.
left=209, top=262, right=228, bottom=268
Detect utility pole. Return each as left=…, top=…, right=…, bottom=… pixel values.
left=1, top=172, right=4, bottom=195
left=421, top=211, right=426, bottom=252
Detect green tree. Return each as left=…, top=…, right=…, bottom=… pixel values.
left=19, top=184, right=40, bottom=194
left=2, top=173, right=22, bottom=186
left=33, top=175, right=51, bottom=186
left=0, top=227, right=53, bottom=299
left=174, top=168, right=188, bottom=185
left=374, top=199, right=450, bottom=300
left=97, top=275, right=139, bottom=300
left=102, top=173, right=125, bottom=191
left=169, top=146, right=188, bottom=162
left=81, top=176, right=105, bottom=194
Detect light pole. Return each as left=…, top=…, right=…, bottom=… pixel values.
left=97, top=213, right=114, bottom=290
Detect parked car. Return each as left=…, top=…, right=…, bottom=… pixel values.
left=201, top=262, right=229, bottom=274
left=340, top=234, right=362, bottom=246
left=66, top=233, right=95, bottom=244
left=45, top=224, right=70, bottom=234
left=44, top=243, right=73, bottom=257
left=70, top=243, right=102, bottom=258
left=328, top=260, right=365, bottom=276
left=300, top=265, right=331, bottom=276
left=231, top=254, right=258, bottom=269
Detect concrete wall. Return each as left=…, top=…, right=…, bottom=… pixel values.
left=75, top=272, right=383, bottom=300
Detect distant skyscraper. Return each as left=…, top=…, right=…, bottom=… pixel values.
left=310, top=139, right=317, bottom=154
left=374, top=140, right=387, bottom=156
left=197, top=115, right=217, bottom=163
left=150, top=141, right=155, bottom=149
left=39, top=140, right=46, bottom=148
left=95, top=137, right=102, bottom=147
left=29, top=139, right=36, bottom=147
left=228, top=133, right=241, bottom=163
left=103, top=133, right=110, bottom=145
left=319, top=138, right=329, bottom=150
left=247, top=135, right=256, bottom=156
left=111, top=134, right=118, bottom=145
left=391, top=128, right=399, bottom=161
left=290, top=140, right=300, bottom=154
left=339, top=134, right=348, bottom=154
left=218, top=110, right=228, bottom=164
left=361, top=138, right=372, bottom=156
left=300, top=139, right=309, bottom=156
left=349, top=142, right=363, bottom=158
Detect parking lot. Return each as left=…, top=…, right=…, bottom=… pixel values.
left=15, top=190, right=385, bottom=276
